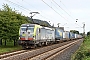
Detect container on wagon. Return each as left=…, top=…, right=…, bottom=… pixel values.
left=63, top=31, right=70, bottom=40
left=55, top=27, right=63, bottom=41
left=70, top=32, right=75, bottom=39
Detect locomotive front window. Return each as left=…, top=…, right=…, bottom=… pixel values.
left=21, top=27, right=34, bottom=33
left=21, top=27, right=27, bottom=31
left=28, top=27, right=34, bottom=33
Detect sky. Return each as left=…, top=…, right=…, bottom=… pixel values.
left=0, top=0, right=90, bottom=34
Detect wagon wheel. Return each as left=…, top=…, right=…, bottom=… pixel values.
left=38, top=42, right=43, bottom=47
left=33, top=44, right=37, bottom=48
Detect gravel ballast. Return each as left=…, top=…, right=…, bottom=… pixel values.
left=52, top=39, right=83, bottom=60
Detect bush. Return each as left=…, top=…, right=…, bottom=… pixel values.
left=72, top=36, right=90, bottom=60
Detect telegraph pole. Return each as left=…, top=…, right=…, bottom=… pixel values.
left=76, top=19, right=85, bottom=38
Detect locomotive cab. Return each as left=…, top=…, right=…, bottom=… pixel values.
left=20, top=26, right=34, bottom=40
left=18, top=24, right=35, bottom=48
left=18, top=24, right=55, bottom=48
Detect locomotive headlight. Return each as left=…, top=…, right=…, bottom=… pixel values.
left=23, top=32, right=25, bottom=34
left=28, top=32, right=30, bottom=34
left=33, top=36, right=35, bottom=40
left=19, top=37, right=20, bottom=39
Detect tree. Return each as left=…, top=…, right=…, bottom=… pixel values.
left=79, top=33, right=83, bottom=36
left=0, top=4, right=29, bottom=45
left=87, top=31, right=90, bottom=36
left=70, top=30, right=79, bottom=34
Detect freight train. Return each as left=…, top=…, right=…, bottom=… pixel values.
left=18, top=24, right=82, bottom=48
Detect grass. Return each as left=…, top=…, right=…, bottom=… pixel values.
left=71, top=36, right=90, bottom=60
left=0, top=40, right=22, bottom=54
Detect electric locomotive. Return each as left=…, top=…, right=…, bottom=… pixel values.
left=18, top=24, right=55, bottom=48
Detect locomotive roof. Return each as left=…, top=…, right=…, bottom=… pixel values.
left=21, top=24, right=39, bottom=27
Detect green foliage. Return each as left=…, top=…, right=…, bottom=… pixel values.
left=79, top=33, right=83, bottom=36
left=0, top=45, right=22, bottom=54
left=0, top=40, right=22, bottom=54
left=72, top=36, right=90, bottom=60
left=87, top=31, right=90, bottom=36
left=70, top=30, right=79, bottom=34
left=0, top=4, right=28, bottom=41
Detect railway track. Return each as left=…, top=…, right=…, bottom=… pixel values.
left=0, top=39, right=82, bottom=60
left=28, top=39, right=81, bottom=60
left=0, top=50, right=27, bottom=59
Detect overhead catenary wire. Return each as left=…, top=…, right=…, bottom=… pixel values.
left=18, top=0, right=70, bottom=26
left=41, top=1, right=75, bottom=23
left=41, top=0, right=67, bottom=20
left=5, top=0, right=52, bottom=22
left=5, top=0, right=82, bottom=29
left=59, top=0, right=82, bottom=28
left=60, top=0, right=71, bottom=14
left=21, top=0, right=55, bottom=22
left=5, top=0, right=70, bottom=22
left=22, top=0, right=81, bottom=30
left=52, top=0, right=74, bottom=19
left=52, top=0, right=82, bottom=28
left=5, top=0, right=45, bottom=22
left=42, top=0, right=82, bottom=28
left=50, top=0, right=63, bottom=15
left=5, top=0, right=31, bottom=12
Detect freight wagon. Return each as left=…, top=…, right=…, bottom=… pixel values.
left=55, top=27, right=63, bottom=41
left=63, top=31, right=70, bottom=41
left=70, top=32, right=75, bottom=40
